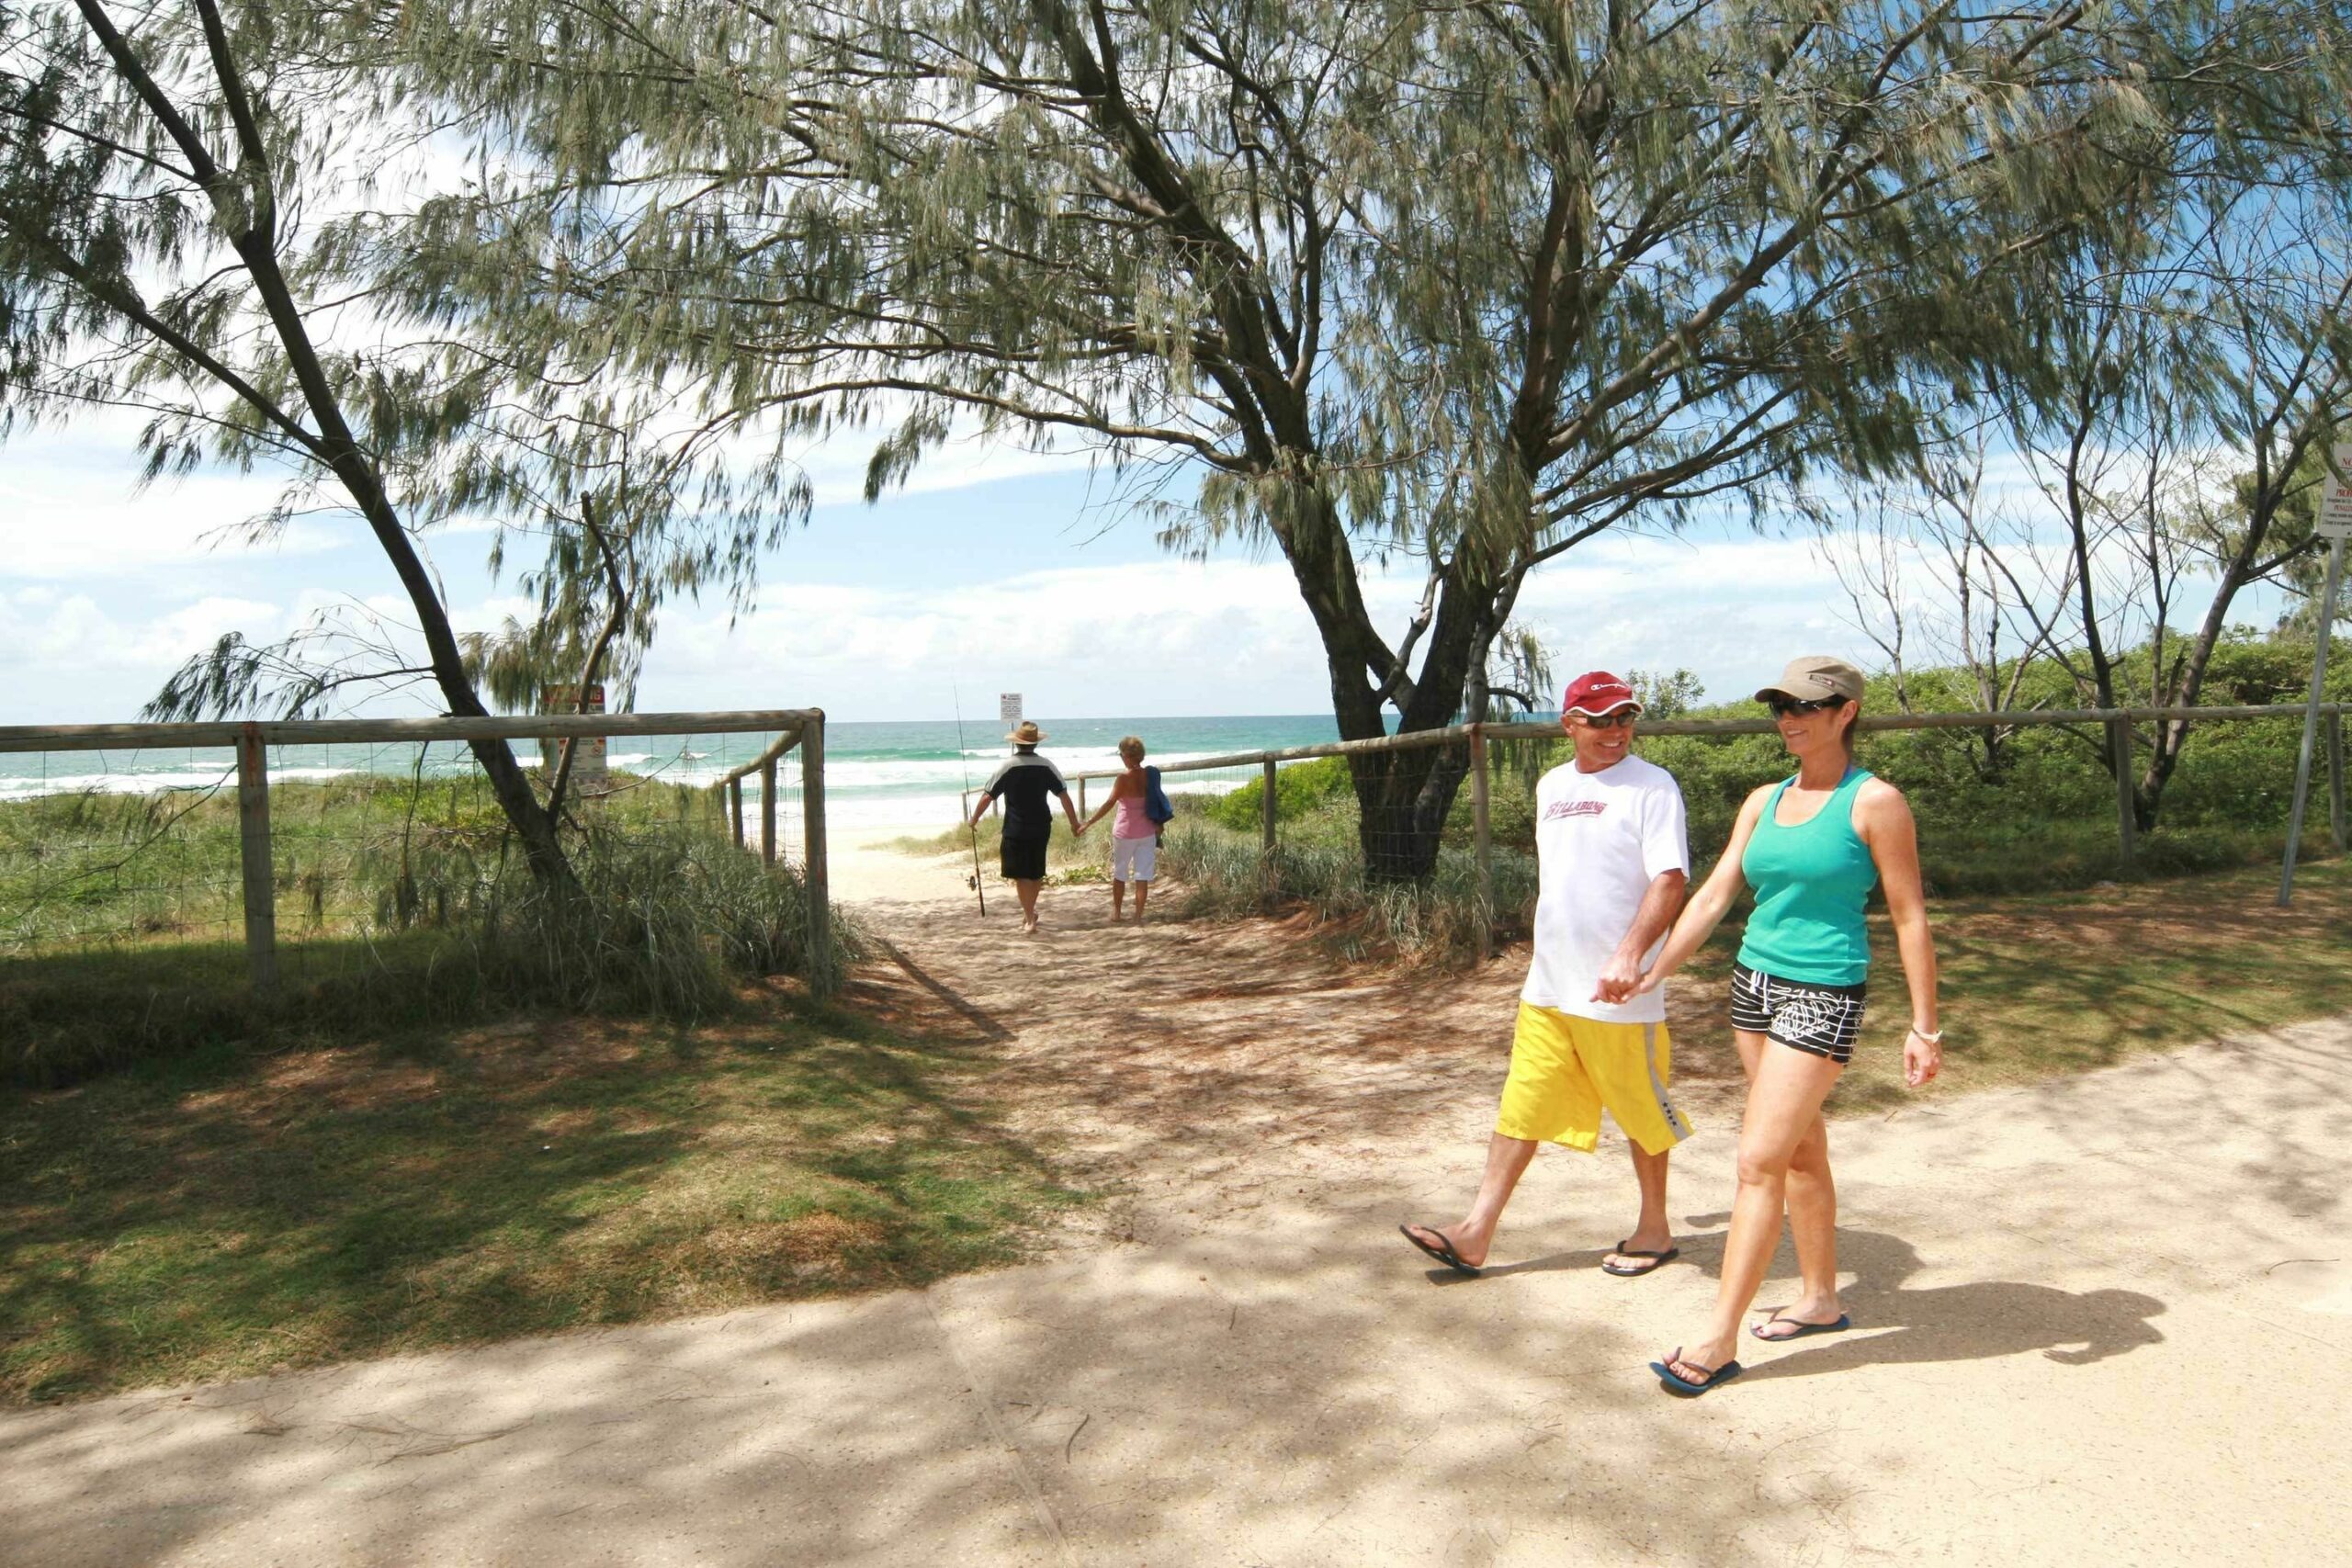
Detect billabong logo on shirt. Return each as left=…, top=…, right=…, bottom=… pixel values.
left=1543, top=799, right=1609, bottom=820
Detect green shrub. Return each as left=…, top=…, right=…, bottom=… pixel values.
left=1198, top=754, right=1355, bottom=830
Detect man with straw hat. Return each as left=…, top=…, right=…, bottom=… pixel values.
left=970, top=719, right=1084, bottom=933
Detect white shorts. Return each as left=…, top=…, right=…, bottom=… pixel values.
left=1112, top=835, right=1158, bottom=883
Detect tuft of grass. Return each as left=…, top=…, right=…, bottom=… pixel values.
left=0, top=1004, right=1086, bottom=1404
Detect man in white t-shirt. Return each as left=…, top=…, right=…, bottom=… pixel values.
left=1400, top=671, right=1692, bottom=1279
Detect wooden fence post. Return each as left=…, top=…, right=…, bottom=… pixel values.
left=2329, top=710, right=2346, bottom=855
left=1261, top=757, right=1279, bottom=912
left=729, top=777, right=744, bottom=849
left=760, top=756, right=778, bottom=865
left=801, top=714, right=831, bottom=995
left=1078, top=775, right=1087, bottom=817
left=2109, top=716, right=2138, bottom=872
left=236, top=724, right=277, bottom=995
left=1469, top=726, right=1493, bottom=961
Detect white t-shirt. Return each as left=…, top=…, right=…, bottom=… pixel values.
left=1521, top=754, right=1690, bottom=1023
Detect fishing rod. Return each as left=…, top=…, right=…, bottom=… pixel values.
left=952, top=684, right=987, bottom=916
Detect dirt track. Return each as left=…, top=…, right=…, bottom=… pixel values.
left=4, top=862, right=2347, bottom=1566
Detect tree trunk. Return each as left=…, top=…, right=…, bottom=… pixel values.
left=1304, top=525, right=1499, bottom=882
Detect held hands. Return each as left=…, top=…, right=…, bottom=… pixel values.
left=1589, top=953, right=1644, bottom=1005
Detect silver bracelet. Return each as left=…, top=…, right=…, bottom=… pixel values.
left=1908, top=1025, right=1944, bottom=1045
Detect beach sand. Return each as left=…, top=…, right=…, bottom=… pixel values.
left=831, top=829, right=983, bottom=905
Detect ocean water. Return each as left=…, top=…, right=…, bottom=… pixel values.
left=0, top=715, right=1351, bottom=836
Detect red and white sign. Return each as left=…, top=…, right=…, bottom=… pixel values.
left=2322, top=443, right=2352, bottom=541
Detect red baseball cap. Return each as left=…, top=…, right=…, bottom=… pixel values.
left=1561, top=671, right=1641, bottom=717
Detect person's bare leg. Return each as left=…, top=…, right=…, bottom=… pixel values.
left=1602, top=1142, right=1673, bottom=1269
left=1110, top=878, right=1126, bottom=921
left=1725, top=1030, right=1842, bottom=1336
left=1016, top=878, right=1043, bottom=931
left=1666, top=1044, right=1843, bottom=1382
left=1401, top=1133, right=1538, bottom=1269
left=1134, top=880, right=1149, bottom=924
left=1753, top=1112, right=1843, bottom=1337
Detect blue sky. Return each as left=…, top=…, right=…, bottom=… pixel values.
left=0, top=418, right=2289, bottom=727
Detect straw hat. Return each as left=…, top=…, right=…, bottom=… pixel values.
left=1006, top=720, right=1047, bottom=744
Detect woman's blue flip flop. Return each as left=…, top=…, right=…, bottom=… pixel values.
left=1651, top=1349, right=1743, bottom=1396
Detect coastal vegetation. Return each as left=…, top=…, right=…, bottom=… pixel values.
left=1172, top=633, right=2347, bottom=961
left=0, top=773, right=856, bottom=1087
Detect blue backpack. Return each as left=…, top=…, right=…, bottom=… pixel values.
left=1142, top=765, right=1176, bottom=824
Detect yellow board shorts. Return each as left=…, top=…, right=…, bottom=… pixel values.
left=1495, top=1002, right=1691, bottom=1156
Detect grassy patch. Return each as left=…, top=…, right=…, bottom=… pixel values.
left=1671, top=857, right=2352, bottom=1115
left=0, top=1001, right=1083, bottom=1404
left=0, top=783, right=855, bottom=1087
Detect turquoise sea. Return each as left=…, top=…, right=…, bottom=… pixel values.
left=0, top=714, right=1357, bottom=835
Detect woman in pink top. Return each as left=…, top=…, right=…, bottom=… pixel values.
left=1080, top=736, right=1159, bottom=923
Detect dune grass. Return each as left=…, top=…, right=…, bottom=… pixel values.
left=0, top=779, right=855, bottom=1087
left=0, top=998, right=1085, bottom=1405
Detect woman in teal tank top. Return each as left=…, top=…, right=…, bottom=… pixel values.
left=1628, top=656, right=1942, bottom=1396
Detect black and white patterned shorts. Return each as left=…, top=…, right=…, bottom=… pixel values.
left=1730, top=963, right=1868, bottom=1065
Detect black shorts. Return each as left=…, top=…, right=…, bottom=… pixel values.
left=1000, top=832, right=1048, bottom=882
left=1730, top=963, right=1867, bottom=1065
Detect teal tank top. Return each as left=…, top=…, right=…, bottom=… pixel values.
left=1737, top=768, right=1877, bottom=987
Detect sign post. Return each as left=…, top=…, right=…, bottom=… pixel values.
left=1000, top=693, right=1023, bottom=729
left=2278, top=444, right=2352, bottom=905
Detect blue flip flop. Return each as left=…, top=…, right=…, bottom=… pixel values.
left=1651, top=1349, right=1743, bottom=1396
left=1398, top=1224, right=1482, bottom=1278
left=1751, top=1313, right=1853, bottom=1342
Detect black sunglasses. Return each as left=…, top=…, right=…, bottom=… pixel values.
left=1570, top=707, right=1639, bottom=729
left=1767, top=694, right=1849, bottom=717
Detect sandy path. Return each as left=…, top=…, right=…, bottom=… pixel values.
left=839, top=869, right=1753, bottom=1251
left=4, top=874, right=2347, bottom=1566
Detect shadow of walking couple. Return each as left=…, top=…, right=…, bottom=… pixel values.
left=1657, top=1220, right=2167, bottom=1381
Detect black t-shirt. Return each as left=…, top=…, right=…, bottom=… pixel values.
left=983, top=751, right=1068, bottom=838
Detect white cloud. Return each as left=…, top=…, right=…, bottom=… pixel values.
left=0, top=447, right=350, bottom=579
left=628, top=535, right=1891, bottom=717
left=0, top=592, right=283, bottom=678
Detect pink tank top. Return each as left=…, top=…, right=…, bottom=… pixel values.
left=1113, top=781, right=1153, bottom=839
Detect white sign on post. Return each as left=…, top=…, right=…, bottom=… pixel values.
left=2322, top=444, right=2352, bottom=540
left=1000, top=693, right=1023, bottom=726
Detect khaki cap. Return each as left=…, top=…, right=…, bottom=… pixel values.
left=1755, top=655, right=1865, bottom=705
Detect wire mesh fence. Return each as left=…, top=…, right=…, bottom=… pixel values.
left=0, top=713, right=833, bottom=1014
left=0, top=744, right=244, bottom=953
